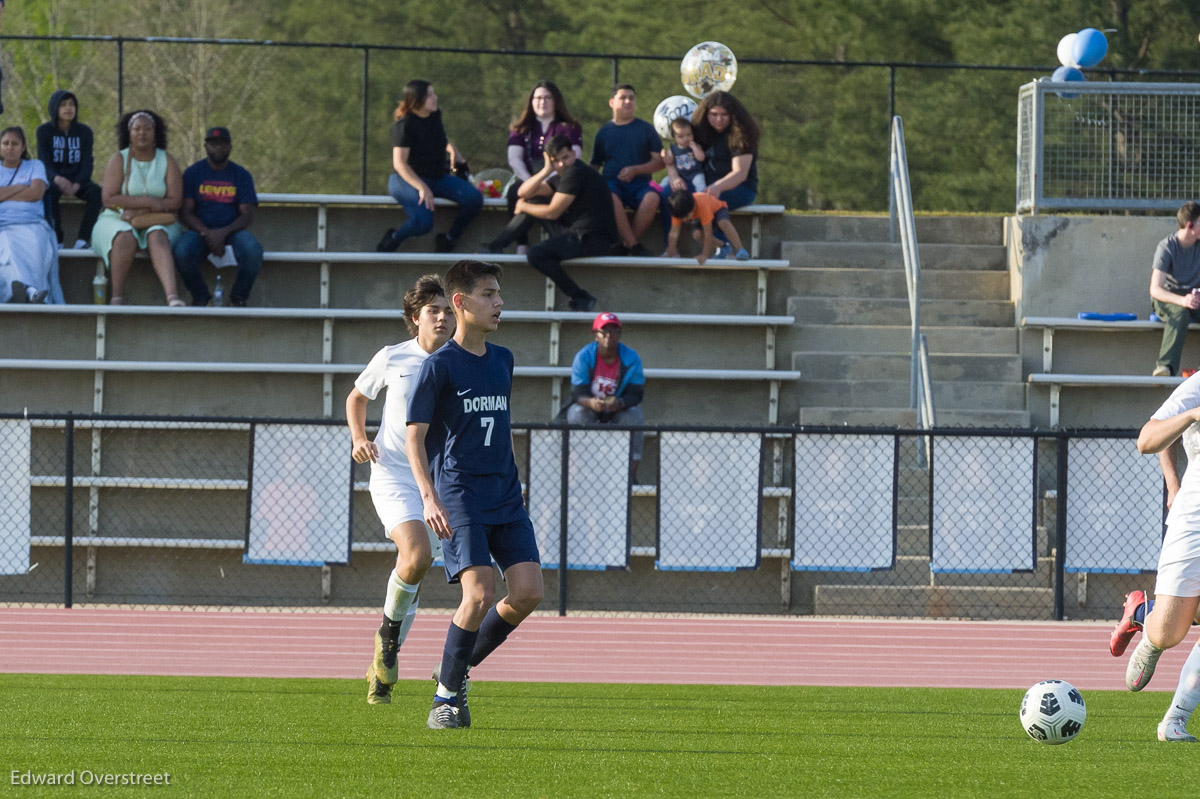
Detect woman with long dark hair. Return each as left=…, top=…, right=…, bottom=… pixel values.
left=485, top=80, right=582, bottom=254
left=376, top=80, right=483, bottom=253
left=659, top=91, right=761, bottom=254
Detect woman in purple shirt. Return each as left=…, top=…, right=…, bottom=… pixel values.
left=485, top=81, right=582, bottom=254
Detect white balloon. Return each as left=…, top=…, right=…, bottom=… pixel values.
left=680, top=41, right=738, bottom=100
left=1057, top=33, right=1079, bottom=68
left=653, top=95, right=698, bottom=139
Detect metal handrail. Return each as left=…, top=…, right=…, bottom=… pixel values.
left=889, top=116, right=936, bottom=432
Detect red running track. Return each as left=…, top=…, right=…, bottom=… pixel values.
left=0, top=607, right=1188, bottom=692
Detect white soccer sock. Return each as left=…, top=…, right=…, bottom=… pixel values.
left=383, top=570, right=419, bottom=622
left=396, top=597, right=419, bottom=647
left=1165, top=643, right=1200, bottom=723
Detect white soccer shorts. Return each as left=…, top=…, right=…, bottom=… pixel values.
left=368, top=473, right=441, bottom=558
left=1155, top=526, right=1200, bottom=597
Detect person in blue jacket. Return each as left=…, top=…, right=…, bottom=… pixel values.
left=564, top=311, right=646, bottom=478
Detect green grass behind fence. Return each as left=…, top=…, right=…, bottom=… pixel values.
left=3, top=675, right=1200, bottom=797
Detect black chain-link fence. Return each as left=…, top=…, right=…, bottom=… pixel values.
left=4, top=35, right=1200, bottom=210
left=0, top=414, right=1165, bottom=621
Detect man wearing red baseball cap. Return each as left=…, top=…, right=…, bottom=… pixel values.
left=563, top=311, right=646, bottom=478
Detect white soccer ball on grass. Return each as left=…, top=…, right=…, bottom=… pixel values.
left=1019, top=679, right=1086, bottom=744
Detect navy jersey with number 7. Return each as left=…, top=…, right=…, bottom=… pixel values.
left=407, top=339, right=526, bottom=528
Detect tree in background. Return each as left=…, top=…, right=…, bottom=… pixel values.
left=0, top=0, right=1196, bottom=209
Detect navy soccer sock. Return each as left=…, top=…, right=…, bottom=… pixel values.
left=1136, top=599, right=1152, bottom=626
left=436, top=622, right=477, bottom=703
left=468, top=606, right=518, bottom=668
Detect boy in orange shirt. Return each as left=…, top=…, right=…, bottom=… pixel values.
left=664, top=190, right=750, bottom=265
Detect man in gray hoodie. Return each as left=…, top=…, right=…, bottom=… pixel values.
left=36, top=89, right=102, bottom=249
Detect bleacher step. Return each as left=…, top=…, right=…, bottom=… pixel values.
left=813, top=585, right=1055, bottom=619
left=788, top=324, right=1018, bottom=355
left=785, top=268, right=1009, bottom=301
left=801, top=555, right=1054, bottom=587
left=796, top=379, right=1026, bottom=410
left=782, top=241, right=1006, bottom=271
left=797, top=406, right=1032, bottom=428
left=794, top=352, right=1022, bottom=382
left=788, top=296, right=1015, bottom=327
left=776, top=215, right=1003, bottom=246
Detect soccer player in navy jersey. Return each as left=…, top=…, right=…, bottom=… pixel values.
left=405, top=259, right=543, bottom=729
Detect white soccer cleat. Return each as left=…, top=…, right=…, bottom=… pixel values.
left=1158, top=718, right=1198, bottom=742
left=1126, top=640, right=1163, bottom=692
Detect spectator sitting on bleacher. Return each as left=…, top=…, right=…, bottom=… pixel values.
left=173, top=127, right=262, bottom=307
left=0, top=126, right=63, bottom=304
left=91, top=109, right=185, bottom=306
left=36, top=90, right=102, bottom=250
left=590, top=84, right=663, bottom=257
left=661, top=91, right=760, bottom=258
left=563, top=311, right=645, bottom=479
left=376, top=80, right=483, bottom=255
left=1150, top=202, right=1200, bottom=377
left=515, top=134, right=616, bottom=312
left=665, top=190, right=750, bottom=264
left=485, top=80, right=583, bottom=256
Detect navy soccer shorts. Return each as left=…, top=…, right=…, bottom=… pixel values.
left=441, top=516, right=541, bottom=583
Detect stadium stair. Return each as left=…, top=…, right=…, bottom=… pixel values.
left=775, top=214, right=1030, bottom=428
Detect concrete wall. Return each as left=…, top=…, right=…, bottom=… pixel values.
left=1007, top=212, right=1200, bottom=428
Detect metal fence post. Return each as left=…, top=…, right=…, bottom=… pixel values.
left=116, top=39, right=124, bottom=118
left=888, top=65, right=896, bottom=121
left=1054, top=435, right=1067, bottom=620
left=63, top=413, right=74, bottom=609
left=361, top=47, right=370, bottom=195
left=558, top=426, right=569, bottom=616
left=611, top=57, right=619, bottom=88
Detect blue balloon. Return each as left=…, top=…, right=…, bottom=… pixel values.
left=1051, top=66, right=1086, bottom=99
left=1052, top=66, right=1085, bottom=82
left=1072, top=28, right=1107, bottom=68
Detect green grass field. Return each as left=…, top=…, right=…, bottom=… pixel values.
left=4, top=675, right=1200, bottom=797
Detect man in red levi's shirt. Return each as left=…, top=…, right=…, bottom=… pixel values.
left=562, top=311, right=646, bottom=479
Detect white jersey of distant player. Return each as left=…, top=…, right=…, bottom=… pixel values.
left=1151, top=372, right=1200, bottom=561
left=354, top=338, right=429, bottom=482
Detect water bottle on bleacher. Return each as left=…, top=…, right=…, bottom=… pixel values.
left=213, top=275, right=225, bottom=307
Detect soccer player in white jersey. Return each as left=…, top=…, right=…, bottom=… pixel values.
left=1112, top=372, right=1200, bottom=741
left=406, top=260, right=543, bottom=729
left=346, top=274, right=454, bottom=705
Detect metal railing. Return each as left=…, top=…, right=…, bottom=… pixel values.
left=1017, top=80, right=1200, bottom=213
left=888, top=116, right=935, bottom=438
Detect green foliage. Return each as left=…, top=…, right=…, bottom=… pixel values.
left=3, top=674, right=1200, bottom=797
left=1, top=0, right=1198, bottom=208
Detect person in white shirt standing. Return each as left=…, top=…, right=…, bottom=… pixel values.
left=346, top=274, right=454, bottom=705
left=1114, top=372, right=1200, bottom=741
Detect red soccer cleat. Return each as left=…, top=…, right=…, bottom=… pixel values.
left=1111, top=590, right=1147, bottom=657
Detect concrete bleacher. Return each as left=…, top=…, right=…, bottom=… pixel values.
left=0, top=305, right=798, bottom=422
left=1010, top=213, right=1197, bottom=429
left=1021, top=316, right=1193, bottom=427
left=17, top=195, right=797, bottom=425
